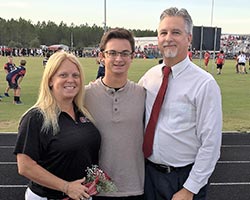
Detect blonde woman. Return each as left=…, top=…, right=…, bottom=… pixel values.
left=14, top=51, right=101, bottom=200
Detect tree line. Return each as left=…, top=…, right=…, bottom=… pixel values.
left=0, top=17, right=157, bottom=49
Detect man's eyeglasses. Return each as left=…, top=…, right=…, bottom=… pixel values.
left=103, top=50, right=133, bottom=58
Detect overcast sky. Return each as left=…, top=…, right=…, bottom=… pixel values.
left=1, top=0, right=249, bottom=34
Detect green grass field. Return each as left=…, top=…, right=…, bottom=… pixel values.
left=0, top=56, right=250, bottom=132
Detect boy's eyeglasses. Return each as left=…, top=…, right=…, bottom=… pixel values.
left=103, top=50, right=133, bottom=58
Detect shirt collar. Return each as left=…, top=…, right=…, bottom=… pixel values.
left=98, top=78, right=127, bottom=93
left=164, top=56, right=190, bottom=79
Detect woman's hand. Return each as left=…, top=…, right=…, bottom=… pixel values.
left=65, top=178, right=91, bottom=200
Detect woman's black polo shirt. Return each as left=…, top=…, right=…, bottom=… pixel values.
left=14, top=107, right=101, bottom=199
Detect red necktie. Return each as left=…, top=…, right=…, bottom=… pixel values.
left=143, top=66, right=171, bottom=158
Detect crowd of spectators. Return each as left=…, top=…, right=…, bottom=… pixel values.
left=0, top=34, right=249, bottom=59
left=0, top=46, right=100, bottom=58
left=220, top=34, right=250, bottom=58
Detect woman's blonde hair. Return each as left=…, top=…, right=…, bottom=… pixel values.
left=25, top=51, right=93, bottom=134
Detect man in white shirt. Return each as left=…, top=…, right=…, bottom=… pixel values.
left=139, top=7, right=222, bottom=200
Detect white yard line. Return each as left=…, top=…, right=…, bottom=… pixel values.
left=0, top=162, right=17, bottom=164
left=210, top=182, right=250, bottom=186
left=222, top=145, right=250, bottom=147
left=0, top=185, right=27, bottom=188
left=0, top=146, right=14, bottom=148
left=217, top=161, right=250, bottom=164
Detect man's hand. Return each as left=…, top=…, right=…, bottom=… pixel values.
left=171, top=188, right=194, bottom=200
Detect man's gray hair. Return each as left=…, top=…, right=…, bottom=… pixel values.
left=160, top=7, right=193, bottom=34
